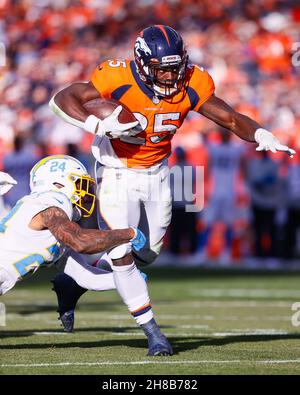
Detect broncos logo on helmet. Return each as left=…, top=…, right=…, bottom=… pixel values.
left=134, top=25, right=189, bottom=98
left=134, top=37, right=152, bottom=57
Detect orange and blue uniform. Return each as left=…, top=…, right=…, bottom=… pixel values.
left=91, top=59, right=215, bottom=168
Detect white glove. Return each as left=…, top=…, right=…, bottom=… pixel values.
left=255, top=128, right=296, bottom=157
left=84, top=106, right=139, bottom=138
left=0, top=172, right=17, bottom=195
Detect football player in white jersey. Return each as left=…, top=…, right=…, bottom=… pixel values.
left=0, top=155, right=172, bottom=356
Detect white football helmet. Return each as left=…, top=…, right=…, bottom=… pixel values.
left=30, top=155, right=96, bottom=217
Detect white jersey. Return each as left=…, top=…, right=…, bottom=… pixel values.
left=0, top=190, right=73, bottom=282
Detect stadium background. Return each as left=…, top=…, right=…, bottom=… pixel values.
left=2, top=0, right=300, bottom=377
left=1, top=0, right=300, bottom=267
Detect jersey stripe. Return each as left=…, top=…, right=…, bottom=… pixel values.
left=155, top=25, right=171, bottom=47
left=111, top=84, right=132, bottom=101
left=187, top=86, right=200, bottom=110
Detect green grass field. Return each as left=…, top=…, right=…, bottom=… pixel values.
left=1, top=267, right=300, bottom=375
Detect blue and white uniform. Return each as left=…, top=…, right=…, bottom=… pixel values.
left=0, top=191, right=72, bottom=294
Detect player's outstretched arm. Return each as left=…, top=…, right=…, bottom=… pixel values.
left=38, top=206, right=137, bottom=254
left=199, top=95, right=295, bottom=157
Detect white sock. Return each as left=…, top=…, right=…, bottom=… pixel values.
left=112, top=262, right=153, bottom=325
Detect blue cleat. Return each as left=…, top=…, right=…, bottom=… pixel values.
left=59, top=310, right=74, bottom=333
left=140, top=318, right=173, bottom=357
left=147, top=336, right=173, bottom=356
left=51, top=272, right=87, bottom=332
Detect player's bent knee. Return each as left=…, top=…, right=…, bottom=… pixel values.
left=109, top=243, right=136, bottom=267
left=112, top=252, right=133, bottom=266
left=108, top=243, right=132, bottom=261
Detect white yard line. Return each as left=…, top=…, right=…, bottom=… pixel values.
left=1, top=359, right=300, bottom=368
left=189, top=289, right=300, bottom=298
left=0, top=329, right=291, bottom=337
left=4, top=300, right=295, bottom=308
left=106, top=314, right=292, bottom=321
left=108, top=330, right=290, bottom=337
left=32, top=332, right=68, bottom=335
left=155, top=315, right=291, bottom=321
left=187, top=301, right=293, bottom=308
left=178, top=325, right=210, bottom=329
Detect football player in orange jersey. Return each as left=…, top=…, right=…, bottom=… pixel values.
left=49, top=25, right=295, bottom=356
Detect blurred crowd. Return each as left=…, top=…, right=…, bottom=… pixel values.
left=1, top=0, right=300, bottom=265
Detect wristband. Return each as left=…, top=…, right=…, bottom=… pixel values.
left=84, top=114, right=103, bottom=135
left=129, top=226, right=137, bottom=241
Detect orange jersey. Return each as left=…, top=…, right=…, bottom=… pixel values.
left=91, top=59, right=215, bottom=168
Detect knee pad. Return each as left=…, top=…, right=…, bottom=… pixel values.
left=108, top=243, right=132, bottom=260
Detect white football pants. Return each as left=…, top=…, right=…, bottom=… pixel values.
left=95, top=162, right=172, bottom=264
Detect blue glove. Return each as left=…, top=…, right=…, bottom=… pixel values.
left=130, top=227, right=146, bottom=251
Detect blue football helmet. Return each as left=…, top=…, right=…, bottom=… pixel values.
left=134, top=25, right=189, bottom=98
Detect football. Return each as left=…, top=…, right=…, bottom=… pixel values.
left=83, top=97, right=137, bottom=124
